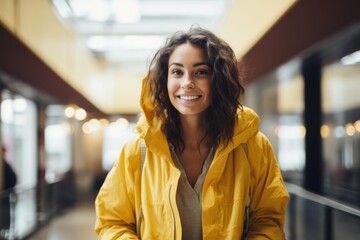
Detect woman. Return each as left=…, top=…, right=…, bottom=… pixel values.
left=95, top=27, right=289, bottom=239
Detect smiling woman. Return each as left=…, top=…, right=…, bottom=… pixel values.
left=167, top=43, right=212, bottom=117
left=95, top=27, right=289, bottom=240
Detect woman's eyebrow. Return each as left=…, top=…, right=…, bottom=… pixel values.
left=193, top=62, right=209, bottom=67
left=169, top=62, right=183, bottom=67
left=168, top=62, right=209, bottom=67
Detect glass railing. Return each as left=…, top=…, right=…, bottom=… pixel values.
left=285, top=182, right=360, bottom=240
left=0, top=177, right=75, bottom=240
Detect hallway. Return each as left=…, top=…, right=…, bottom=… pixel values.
left=28, top=203, right=97, bottom=240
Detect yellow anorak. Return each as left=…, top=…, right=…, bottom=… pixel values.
left=95, top=80, right=289, bottom=239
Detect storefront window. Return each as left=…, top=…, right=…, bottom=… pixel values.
left=1, top=91, right=37, bottom=187
left=244, top=69, right=304, bottom=185
left=1, top=91, right=38, bottom=238
left=321, top=51, right=360, bottom=204
left=44, top=105, right=72, bottom=183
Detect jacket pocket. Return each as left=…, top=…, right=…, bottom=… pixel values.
left=216, top=200, right=244, bottom=237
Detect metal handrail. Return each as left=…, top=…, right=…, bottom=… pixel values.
left=0, top=184, right=35, bottom=198
left=286, top=182, right=360, bottom=217
left=0, top=177, right=76, bottom=240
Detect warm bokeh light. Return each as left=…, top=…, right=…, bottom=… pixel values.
left=300, top=126, right=306, bottom=138
left=345, top=123, right=356, bottom=136
left=82, top=122, right=92, bottom=134
left=100, top=118, right=109, bottom=126
left=75, top=108, right=87, bottom=121
left=355, top=120, right=360, bottom=132
left=82, top=118, right=112, bottom=134
left=64, top=105, right=75, bottom=118
left=116, top=117, right=129, bottom=130
left=321, top=124, right=330, bottom=138
left=89, top=118, right=101, bottom=131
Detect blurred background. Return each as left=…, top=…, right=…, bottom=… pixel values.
left=1, top=0, right=360, bottom=239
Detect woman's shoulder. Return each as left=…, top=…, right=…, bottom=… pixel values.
left=247, top=131, right=272, bottom=148
left=121, top=135, right=143, bottom=156
left=245, top=131, right=275, bottom=165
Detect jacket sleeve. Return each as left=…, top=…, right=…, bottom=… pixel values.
left=245, top=132, right=289, bottom=240
left=95, top=139, right=140, bottom=240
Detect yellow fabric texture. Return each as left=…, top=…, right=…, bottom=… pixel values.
left=95, top=77, right=289, bottom=239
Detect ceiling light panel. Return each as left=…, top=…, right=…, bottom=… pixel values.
left=139, top=0, right=227, bottom=17
left=70, top=0, right=110, bottom=21
left=341, top=50, right=360, bottom=65
left=51, top=0, right=232, bottom=72
left=73, top=19, right=218, bottom=35
left=68, top=0, right=140, bottom=23
left=52, top=0, right=72, bottom=18
left=112, top=0, right=140, bottom=23
left=86, top=35, right=165, bottom=51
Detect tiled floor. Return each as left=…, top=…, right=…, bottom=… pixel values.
left=28, top=203, right=98, bottom=240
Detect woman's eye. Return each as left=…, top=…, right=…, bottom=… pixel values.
left=195, top=69, right=209, bottom=75
left=171, top=69, right=183, bottom=75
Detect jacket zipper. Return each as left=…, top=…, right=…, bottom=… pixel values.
left=136, top=206, right=143, bottom=239
left=168, top=184, right=176, bottom=240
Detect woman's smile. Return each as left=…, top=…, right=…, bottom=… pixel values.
left=177, top=95, right=202, bottom=101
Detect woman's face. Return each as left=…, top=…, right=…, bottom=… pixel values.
left=167, top=43, right=212, bottom=117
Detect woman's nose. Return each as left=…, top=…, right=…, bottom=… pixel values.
left=181, top=75, right=195, bottom=89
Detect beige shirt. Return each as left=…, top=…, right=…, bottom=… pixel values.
left=170, top=146, right=214, bottom=240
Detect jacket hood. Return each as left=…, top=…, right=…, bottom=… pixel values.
left=135, top=76, right=170, bottom=158
left=136, top=75, right=160, bottom=137
left=138, top=75, right=155, bottom=129
left=232, top=107, right=260, bottom=146
left=135, top=75, right=260, bottom=153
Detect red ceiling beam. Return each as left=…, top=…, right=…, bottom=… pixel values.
left=241, top=0, right=360, bottom=83
left=0, top=22, right=107, bottom=118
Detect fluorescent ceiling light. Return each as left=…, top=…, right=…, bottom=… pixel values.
left=112, top=0, right=140, bottom=23
left=106, top=49, right=156, bottom=62
left=52, top=0, right=72, bottom=18
left=68, top=0, right=88, bottom=17
left=341, top=50, right=360, bottom=65
left=139, top=1, right=226, bottom=17
left=84, top=0, right=110, bottom=21
left=120, top=35, right=164, bottom=49
left=86, top=36, right=107, bottom=51
left=68, top=0, right=140, bottom=23
left=69, top=0, right=110, bottom=20
left=86, top=35, right=165, bottom=51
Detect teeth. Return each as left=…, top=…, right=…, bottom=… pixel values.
left=179, top=95, right=200, bottom=100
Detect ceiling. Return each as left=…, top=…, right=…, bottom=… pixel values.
left=51, top=0, right=232, bottom=73
left=0, top=0, right=297, bottom=116
left=48, top=0, right=297, bottom=116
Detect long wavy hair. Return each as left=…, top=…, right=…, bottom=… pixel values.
left=147, top=27, right=244, bottom=152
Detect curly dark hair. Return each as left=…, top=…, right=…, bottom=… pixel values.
left=146, top=27, right=244, bottom=152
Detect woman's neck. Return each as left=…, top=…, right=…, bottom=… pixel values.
left=179, top=115, right=208, bottom=150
